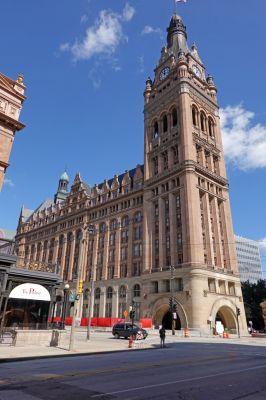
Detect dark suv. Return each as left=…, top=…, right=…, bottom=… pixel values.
left=112, top=323, right=148, bottom=340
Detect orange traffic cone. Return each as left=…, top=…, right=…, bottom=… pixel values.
left=184, top=328, right=189, bottom=337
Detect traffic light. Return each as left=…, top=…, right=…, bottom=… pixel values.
left=173, top=303, right=177, bottom=312
left=236, top=307, right=240, bottom=316
left=78, top=279, right=84, bottom=294
left=129, top=310, right=135, bottom=319
left=169, top=297, right=173, bottom=311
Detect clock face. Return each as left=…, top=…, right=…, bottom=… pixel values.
left=159, top=67, right=170, bottom=81
left=192, top=64, right=201, bottom=78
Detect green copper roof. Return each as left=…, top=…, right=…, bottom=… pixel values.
left=60, top=171, right=69, bottom=182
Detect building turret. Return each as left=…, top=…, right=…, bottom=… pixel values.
left=54, top=171, right=69, bottom=204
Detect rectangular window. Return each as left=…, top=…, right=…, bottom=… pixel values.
left=208, top=278, right=216, bottom=293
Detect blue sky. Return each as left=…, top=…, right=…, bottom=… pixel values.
left=1, top=0, right=266, bottom=272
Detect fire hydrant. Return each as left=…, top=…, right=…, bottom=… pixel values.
left=128, top=335, right=133, bottom=348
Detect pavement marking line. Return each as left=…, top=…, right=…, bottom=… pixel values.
left=0, top=354, right=251, bottom=387
left=90, top=363, right=266, bottom=398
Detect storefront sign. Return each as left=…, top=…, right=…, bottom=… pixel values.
left=9, top=283, right=51, bottom=301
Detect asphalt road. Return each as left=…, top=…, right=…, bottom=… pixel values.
left=1, top=342, right=266, bottom=399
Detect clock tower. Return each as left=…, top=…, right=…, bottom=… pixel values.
left=142, top=14, right=247, bottom=334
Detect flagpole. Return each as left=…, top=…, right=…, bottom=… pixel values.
left=173, top=0, right=177, bottom=14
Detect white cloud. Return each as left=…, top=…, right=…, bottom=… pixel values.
left=60, top=42, right=70, bottom=52
left=3, top=178, right=14, bottom=187
left=141, top=25, right=162, bottom=35
left=122, top=3, right=135, bottom=21
left=61, top=4, right=135, bottom=61
left=80, top=14, right=88, bottom=24
left=139, top=56, right=144, bottom=73
left=220, top=105, right=266, bottom=170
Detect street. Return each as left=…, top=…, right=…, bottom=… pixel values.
left=1, top=341, right=266, bottom=399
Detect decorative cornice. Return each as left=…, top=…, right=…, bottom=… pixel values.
left=0, top=111, right=25, bottom=131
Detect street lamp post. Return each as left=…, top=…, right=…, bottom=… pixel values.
left=87, top=224, right=96, bottom=341
left=61, top=283, right=70, bottom=330
left=69, top=225, right=87, bottom=351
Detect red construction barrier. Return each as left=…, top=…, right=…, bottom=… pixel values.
left=140, top=319, right=152, bottom=328
left=62, top=317, right=153, bottom=328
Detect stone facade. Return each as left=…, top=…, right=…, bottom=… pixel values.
left=15, top=15, right=247, bottom=334
left=0, top=72, right=26, bottom=191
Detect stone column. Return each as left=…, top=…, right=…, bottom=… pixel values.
left=143, top=190, right=153, bottom=273
left=158, top=197, right=166, bottom=270
left=212, top=197, right=223, bottom=267
left=169, top=192, right=177, bottom=266
left=99, top=287, right=106, bottom=317
left=60, top=235, right=67, bottom=280
left=127, top=214, right=134, bottom=277
left=202, top=193, right=214, bottom=265
left=102, top=226, right=110, bottom=280
left=92, top=225, right=99, bottom=281
left=52, top=239, right=59, bottom=265
left=114, top=218, right=121, bottom=278
left=112, top=285, right=119, bottom=318
left=182, top=172, right=204, bottom=264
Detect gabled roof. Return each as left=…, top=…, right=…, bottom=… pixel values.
left=33, top=199, right=54, bottom=214
left=0, top=73, right=18, bottom=95
left=96, top=165, right=144, bottom=191
left=21, top=207, right=34, bottom=221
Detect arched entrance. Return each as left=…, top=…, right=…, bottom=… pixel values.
left=153, top=304, right=181, bottom=330
left=215, top=306, right=236, bottom=331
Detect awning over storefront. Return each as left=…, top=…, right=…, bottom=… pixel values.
left=9, top=283, right=51, bottom=301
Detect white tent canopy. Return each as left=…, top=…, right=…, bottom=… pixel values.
left=9, top=283, right=51, bottom=301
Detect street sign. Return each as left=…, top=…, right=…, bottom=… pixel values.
left=123, top=310, right=128, bottom=318
left=69, top=293, right=75, bottom=302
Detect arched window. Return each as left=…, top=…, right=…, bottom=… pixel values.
left=172, top=108, right=178, bottom=127
left=134, top=211, right=142, bottom=223
left=133, top=284, right=141, bottom=298
left=163, top=115, right=168, bottom=133
left=110, top=219, right=118, bottom=230
left=119, top=285, right=127, bottom=298
left=107, top=287, right=113, bottom=299
left=208, top=117, right=215, bottom=138
left=99, top=222, right=106, bottom=233
left=95, top=288, right=101, bottom=299
left=192, top=106, right=198, bottom=126
left=153, top=121, right=159, bottom=139
left=121, top=215, right=129, bottom=228
left=200, top=111, right=206, bottom=132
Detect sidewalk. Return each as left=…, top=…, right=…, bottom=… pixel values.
left=0, top=330, right=266, bottom=363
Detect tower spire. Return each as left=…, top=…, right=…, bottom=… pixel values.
left=167, top=13, right=189, bottom=55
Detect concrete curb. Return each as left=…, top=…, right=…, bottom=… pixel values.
left=0, top=346, right=157, bottom=364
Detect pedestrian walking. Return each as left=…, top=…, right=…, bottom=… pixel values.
left=159, top=325, right=166, bottom=348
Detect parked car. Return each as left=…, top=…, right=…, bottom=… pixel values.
left=112, top=323, right=148, bottom=340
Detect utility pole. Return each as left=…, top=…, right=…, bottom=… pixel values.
left=170, top=265, right=175, bottom=335
left=87, top=224, right=96, bottom=341
left=69, top=225, right=87, bottom=351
